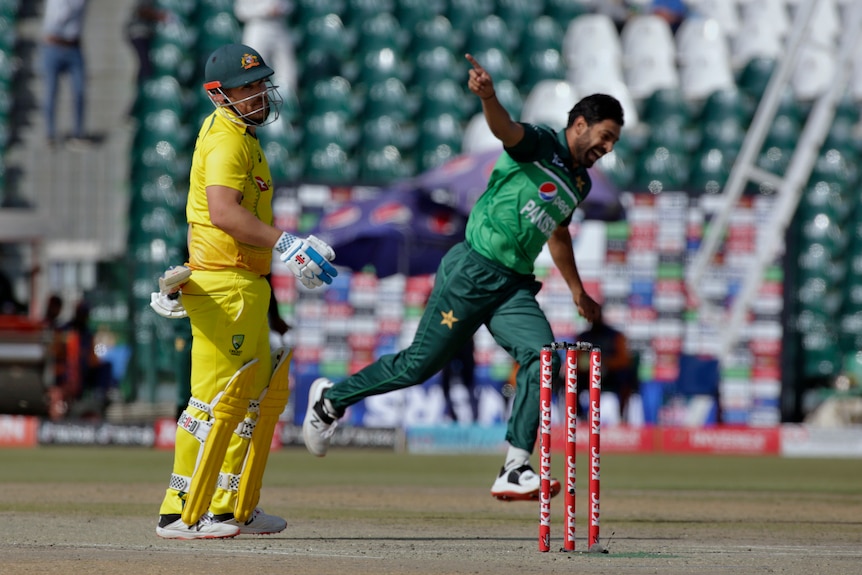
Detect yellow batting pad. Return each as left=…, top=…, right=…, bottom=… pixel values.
left=234, top=348, right=293, bottom=522
left=182, top=358, right=259, bottom=526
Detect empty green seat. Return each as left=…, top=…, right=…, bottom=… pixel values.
left=640, top=87, right=692, bottom=125
left=397, top=0, right=447, bottom=35
left=304, top=143, right=359, bottom=184
left=413, top=46, right=463, bottom=86
left=359, top=145, right=413, bottom=185
left=687, top=147, right=731, bottom=196
left=410, top=15, right=460, bottom=53
left=360, top=116, right=416, bottom=150
left=646, top=115, right=697, bottom=154
left=700, top=117, right=746, bottom=158
left=363, top=77, right=417, bottom=122
left=632, top=145, right=690, bottom=193
left=261, top=141, right=302, bottom=184
left=521, top=15, right=565, bottom=55
left=698, top=88, right=752, bottom=125
left=416, top=78, right=471, bottom=122
left=345, top=0, right=396, bottom=27
left=356, top=12, right=405, bottom=54
left=447, top=0, right=494, bottom=34
left=466, top=14, right=516, bottom=55
left=810, top=148, right=859, bottom=186
left=468, top=48, right=519, bottom=86
left=302, top=14, right=354, bottom=62
left=737, top=57, right=777, bottom=99
left=294, top=0, right=346, bottom=26
left=595, top=149, right=635, bottom=191
left=349, top=47, right=411, bottom=87
left=520, top=49, right=566, bottom=92
left=417, top=113, right=463, bottom=171
left=498, top=0, right=545, bottom=39
left=494, top=79, right=524, bottom=120
left=258, top=114, right=301, bottom=150
left=302, top=111, right=359, bottom=152
left=307, top=76, right=359, bottom=119
left=196, top=12, right=242, bottom=58
left=545, top=0, right=591, bottom=22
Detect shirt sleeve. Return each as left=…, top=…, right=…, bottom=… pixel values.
left=503, top=123, right=555, bottom=162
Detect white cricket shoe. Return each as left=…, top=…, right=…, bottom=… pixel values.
left=490, top=464, right=562, bottom=501
left=211, top=507, right=287, bottom=535
left=302, top=378, right=339, bottom=457
left=156, top=513, right=240, bottom=540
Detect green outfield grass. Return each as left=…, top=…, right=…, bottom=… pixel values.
left=2, top=446, right=861, bottom=575
left=2, top=446, right=860, bottom=495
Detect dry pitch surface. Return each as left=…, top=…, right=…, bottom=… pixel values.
left=1, top=447, right=861, bottom=575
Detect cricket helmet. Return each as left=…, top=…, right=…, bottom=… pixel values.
left=204, top=43, right=274, bottom=89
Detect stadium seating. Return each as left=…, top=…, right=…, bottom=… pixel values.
left=307, top=76, right=360, bottom=119
left=465, top=14, right=517, bottom=55
left=520, top=49, right=566, bottom=94
left=358, top=144, right=413, bottom=185
left=411, top=15, right=459, bottom=54
left=355, top=12, right=406, bottom=54
left=791, top=42, right=836, bottom=102
left=676, top=17, right=735, bottom=101
left=498, top=0, right=545, bottom=39
left=521, top=80, right=579, bottom=130
left=416, top=78, right=472, bottom=123
left=520, top=15, right=564, bottom=55
left=621, top=14, right=679, bottom=100
left=396, top=0, right=447, bottom=35
left=345, top=0, right=396, bottom=26
left=363, top=77, right=417, bottom=122
left=493, top=79, right=525, bottom=119
left=294, top=0, right=346, bottom=26
left=446, top=0, right=494, bottom=35
left=461, top=113, right=501, bottom=154
left=360, top=115, right=416, bottom=151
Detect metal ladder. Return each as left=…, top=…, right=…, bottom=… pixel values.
left=684, top=0, right=862, bottom=362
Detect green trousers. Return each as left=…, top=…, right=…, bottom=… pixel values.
left=326, top=242, right=560, bottom=452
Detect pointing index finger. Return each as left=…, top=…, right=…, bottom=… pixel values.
left=465, top=53, right=484, bottom=72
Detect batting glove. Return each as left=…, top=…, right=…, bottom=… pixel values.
left=276, top=232, right=337, bottom=289
left=150, top=291, right=187, bottom=319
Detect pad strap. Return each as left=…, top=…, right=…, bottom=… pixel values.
left=177, top=410, right=213, bottom=443
left=235, top=416, right=257, bottom=439
left=217, top=472, right=241, bottom=492
left=169, top=473, right=191, bottom=492
left=188, top=396, right=213, bottom=415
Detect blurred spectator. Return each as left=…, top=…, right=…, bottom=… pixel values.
left=576, top=310, right=638, bottom=419
left=650, top=0, right=688, bottom=33
left=0, top=269, right=25, bottom=314
left=234, top=0, right=297, bottom=95
left=125, top=0, right=171, bottom=91
left=440, top=337, right=478, bottom=423
left=41, top=0, right=91, bottom=148
left=43, top=294, right=69, bottom=420
left=43, top=293, right=63, bottom=328
left=62, top=300, right=115, bottom=418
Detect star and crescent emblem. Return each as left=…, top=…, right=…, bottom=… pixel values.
left=575, top=175, right=585, bottom=191
left=440, top=310, right=458, bottom=329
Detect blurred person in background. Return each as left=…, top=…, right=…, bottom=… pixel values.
left=41, top=0, right=90, bottom=148
left=125, top=0, right=171, bottom=92
left=440, top=337, right=478, bottom=423
left=576, top=309, right=638, bottom=420
left=234, top=0, right=297, bottom=96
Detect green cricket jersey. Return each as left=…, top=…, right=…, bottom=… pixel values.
left=465, top=123, right=592, bottom=274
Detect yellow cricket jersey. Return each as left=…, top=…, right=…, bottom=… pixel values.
left=186, top=109, right=274, bottom=276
